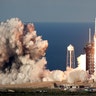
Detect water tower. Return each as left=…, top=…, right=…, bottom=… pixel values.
left=66, top=44, right=75, bottom=69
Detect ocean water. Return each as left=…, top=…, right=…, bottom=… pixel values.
left=34, top=22, right=94, bottom=71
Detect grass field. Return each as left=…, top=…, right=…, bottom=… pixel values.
left=0, top=88, right=96, bottom=96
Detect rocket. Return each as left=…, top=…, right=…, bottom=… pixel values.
left=94, top=18, right=96, bottom=38
left=94, top=18, right=96, bottom=72
left=95, top=18, right=96, bottom=34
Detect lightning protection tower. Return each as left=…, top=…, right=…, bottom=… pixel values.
left=66, top=44, right=75, bottom=69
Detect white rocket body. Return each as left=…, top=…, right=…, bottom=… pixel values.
left=94, top=18, right=96, bottom=72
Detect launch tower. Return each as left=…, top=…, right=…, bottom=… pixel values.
left=84, top=41, right=94, bottom=74
left=84, top=27, right=95, bottom=74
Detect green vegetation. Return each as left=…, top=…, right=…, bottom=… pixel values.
left=0, top=88, right=96, bottom=96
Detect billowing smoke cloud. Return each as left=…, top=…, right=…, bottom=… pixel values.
left=90, top=72, right=96, bottom=82
left=43, top=67, right=88, bottom=83
left=66, top=68, right=88, bottom=83
left=0, top=18, right=48, bottom=84
left=0, top=18, right=90, bottom=85
left=43, top=70, right=65, bottom=82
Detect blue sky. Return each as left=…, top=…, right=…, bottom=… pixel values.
left=0, top=0, right=96, bottom=22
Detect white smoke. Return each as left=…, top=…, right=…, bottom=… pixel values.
left=43, top=68, right=88, bottom=84
left=77, top=54, right=86, bottom=71
left=43, top=70, right=65, bottom=82
left=0, top=18, right=48, bottom=84
left=66, top=68, right=88, bottom=83
left=0, top=18, right=90, bottom=85
left=90, top=72, right=96, bottom=82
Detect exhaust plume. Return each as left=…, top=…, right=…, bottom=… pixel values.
left=0, top=18, right=90, bottom=85
left=0, top=18, right=48, bottom=84
left=66, top=68, right=88, bottom=83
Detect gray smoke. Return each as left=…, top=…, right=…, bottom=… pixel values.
left=0, top=18, right=48, bottom=84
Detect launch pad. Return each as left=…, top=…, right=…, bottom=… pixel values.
left=0, top=80, right=96, bottom=90
left=0, top=81, right=96, bottom=96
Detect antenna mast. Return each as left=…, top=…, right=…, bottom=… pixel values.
left=95, top=18, right=96, bottom=34
left=89, top=28, right=91, bottom=43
